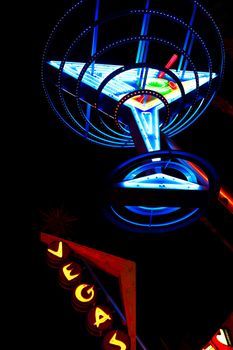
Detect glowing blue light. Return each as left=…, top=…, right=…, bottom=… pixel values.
left=118, top=173, right=205, bottom=190
left=109, top=205, right=200, bottom=230
left=168, top=97, right=205, bottom=137
left=48, top=60, right=217, bottom=144
left=136, top=0, right=151, bottom=88
left=48, top=61, right=216, bottom=110
left=136, top=2, right=150, bottom=64
left=141, top=111, right=155, bottom=135
left=177, top=3, right=197, bottom=72
left=131, top=107, right=161, bottom=152
left=123, top=160, right=199, bottom=183
left=125, top=206, right=179, bottom=216
left=90, top=0, right=100, bottom=75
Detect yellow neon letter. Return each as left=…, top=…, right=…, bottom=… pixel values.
left=109, top=332, right=127, bottom=350
left=93, top=307, right=112, bottom=328
left=48, top=241, right=63, bottom=257
left=62, top=263, right=80, bottom=281
left=75, top=284, right=95, bottom=303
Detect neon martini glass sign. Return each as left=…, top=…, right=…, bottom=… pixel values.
left=42, top=0, right=224, bottom=234
left=47, top=60, right=218, bottom=217
left=48, top=60, right=217, bottom=153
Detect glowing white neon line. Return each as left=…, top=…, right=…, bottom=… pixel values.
left=131, top=106, right=162, bottom=151
left=141, top=112, right=153, bottom=134
left=120, top=173, right=205, bottom=190
left=131, top=108, right=154, bottom=151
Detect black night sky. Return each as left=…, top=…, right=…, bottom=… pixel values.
left=13, top=0, right=233, bottom=349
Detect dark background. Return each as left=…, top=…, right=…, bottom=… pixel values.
left=13, top=0, right=233, bottom=349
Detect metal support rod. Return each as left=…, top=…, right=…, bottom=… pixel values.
left=83, top=260, right=126, bottom=322
left=83, top=260, right=149, bottom=350
left=181, top=34, right=195, bottom=79
left=136, top=0, right=151, bottom=89
left=91, top=0, right=100, bottom=75
left=177, top=3, right=197, bottom=72
left=86, top=0, right=100, bottom=134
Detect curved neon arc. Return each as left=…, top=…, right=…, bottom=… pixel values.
left=166, top=98, right=204, bottom=136
left=110, top=205, right=200, bottom=229
left=42, top=87, right=133, bottom=147
left=169, top=98, right=205, bottom=136
left=125, top=206, right=179, bottom=216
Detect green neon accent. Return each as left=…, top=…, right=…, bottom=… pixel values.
left=146, top=78, right=173, bottom=95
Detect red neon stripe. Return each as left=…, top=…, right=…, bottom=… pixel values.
left=187, top=161, right=233, bottom=214
left=168, top=140, right=233, bottom=214
left=158, top=54, right=179, bottom=78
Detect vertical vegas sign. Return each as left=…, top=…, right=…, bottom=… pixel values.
left=41, top=232, right=134, bottom=350
left=40, top=0, right=230, bottom=349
